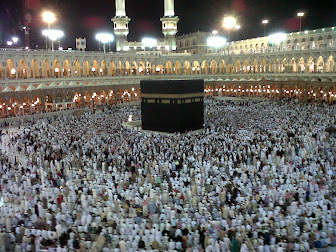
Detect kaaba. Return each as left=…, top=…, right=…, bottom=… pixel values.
left=141, top=79, right=204, bottom=133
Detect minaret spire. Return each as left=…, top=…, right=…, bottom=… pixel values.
left=112, top=0, right=130, bottom=51
left=164, top=0, right=175, bottom=17
left=161, top=0, right=179, bottom=51
left=115, top=0, right=126, bottom=17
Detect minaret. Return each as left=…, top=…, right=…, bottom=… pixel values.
left=111, top=0, right=130, bottom=51
left=160, top=0, right=179, bottom=51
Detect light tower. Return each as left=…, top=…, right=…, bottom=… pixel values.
left=160, top=0, right=179, bottom=51
left=111, top=0, right=130, bottom=51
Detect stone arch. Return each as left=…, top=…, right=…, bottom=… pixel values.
left=250, top=44, right=254, bottom=53
left=290, top=58, right=297, bottom=73
left=301, top=38, right=307, bottom=50
left=92, top=60, right=99, bottom=76
left=282, top=58, right=288, bottom=73
left=146, top=61, right=151, bottom=74
left=244, top=45, right=248, bottom=53
left=307, top=57, right=314, bottom=73
left=260, top=59, right=267, bottom=73
left=21, top=97, right=31, bottom=114
left=219, top=60, right=226, bottom=74
left=174, top=61, right=182, bottom=75
left=316, top=56, right=324, bottom=73
left=124, top=61, right=131, bottom=75
left=30, top=59, right=40, bottom=78
left=107, top=89, right=115, bottom=103
left=165, top=61, right=173, bottom=75
left=318, top=36, right=324, bottom=48
left=201, top=60, right=209, bottom=74
left=261, top=43, right=266, bottom=53
left=8, top=97, right=20, bottom=116
left=326, top=35, right=334, bottom=48
left=117, top=61, right=124, bottom=75
left=243, top=59, right=250, bottom=73
left=131, top=61, right=137, bottom=75
left=227, top=62, right=234, bottom=73
left=83, top=60, right=90, bottom=76
left=83, top=91, right=92, bottom=105
left=210, top=60, right=218, bottom=74
left=298, top=57, right=305, bottom=73
left=18, top=59, right=28, bottom=79
left=53, top=59, right=62, bottom=77
left=309, top=37, right=315, bottom=49
left=101, top=60, right=108, bottom=76
left=110, top=61, right=116, bottom=76
left=99, top=90, right=108, bottom=104
left=72, top=92, right=83, bottom=107
left=326, top=56, right=335, bottom=73
left=73, top=60, right=82, bottom=77
left=183, top=61, right=191, bottom=75
left=151, top=64, right=156, bottom=75
left=251, top=59, right=258, bottom=73
left=138, top=61, right=145, bottom=75
left=255, top=44, right=260, bottom=53
left=294, top=39, right=300, bottom=50
left=235, top=60, right=241, bottom=73
left=42, top=59, right=51, bottom=78
left=156, top=64, right=165, bottom=75
left=274, top=58, right=281, bottom=73
left=63, top=59, right=72, bottom=77
left=192, top=61, right=200, bottom=74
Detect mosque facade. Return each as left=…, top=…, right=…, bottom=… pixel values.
left=0, top=0, right=335, bottom=116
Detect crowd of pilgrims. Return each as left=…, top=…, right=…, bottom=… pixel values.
left=0, top=98, right=336, bottom=252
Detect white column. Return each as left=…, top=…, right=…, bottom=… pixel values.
left=164, top=0, right=174, bottom=17
left=116, top=0, right=126, bottom=17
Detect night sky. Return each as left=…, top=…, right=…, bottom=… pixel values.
left=0, top=0, right=335, bottom=50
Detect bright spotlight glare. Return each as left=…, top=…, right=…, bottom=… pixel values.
left=262, top=20, right=269, bottom=24
left=297, top=12, right=305, bottom=17
left=7, top=41, right=13, bottom=46
left=42, top=29, right=64, bottom=41
left=207, top=36, right=227, bottom=48
left=142, top=38, right=158, bottom=48
left=234, top=25, right=241, bottom=30
left=95, top=33, right=114, bottom=44
left=223, top=16, right=237, bottom=29
left=42, top=11, right=56, bottom=24
left=268, top=33, right=287, bottom=44
left=12, top=37, right=19, bottom=43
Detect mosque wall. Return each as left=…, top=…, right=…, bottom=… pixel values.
left=0, top=43, right=335, bottom=117
left=0, top=47, right=335, bottom=83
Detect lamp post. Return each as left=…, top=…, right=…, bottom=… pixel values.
left=234, top=24, right=241, bottom=40
left=268, top=32, right=287, bottom=53
left=95, top=33, right=114, bottom=53
left=262, top=19, right=269, bottom=37
left=42, top=11, right=56, bottom=50
left=142, top=37, right=158, bottom=52
left=297, top=12, right=305, bottom=32
left=223, top=16, right=237, bottom=42
left=42, top=29, right=64, bottom=51
left=12, top=37, right=19, bottom=44
left=207, top=36, right=227, bottom=53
